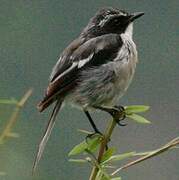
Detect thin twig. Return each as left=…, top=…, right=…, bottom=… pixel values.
left=89, top=118, right=117, bottom=180
left=88, top=107, right=127, bottom=180
left=86, top=149, right=111, bottom=179
left=0, top=89, right=33, bottom=143
left=111, top=137, right=179, bottom=176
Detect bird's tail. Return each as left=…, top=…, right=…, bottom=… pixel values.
left=32, top=99, right=63, bottom=174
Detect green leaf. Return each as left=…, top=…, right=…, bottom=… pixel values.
left=101, top=147, right=116, bottom=162
left=95, top=164, right=111, bottom=180
left=127, top=113, right=151, bottom=124
left=87, top=135, right=102, bottom=152
left=68, top=159, right=88, bottom=163
left=6, top=132, right=20, bottom=138
left=101, top=176, right=111, bottom=180
left=0, top=172, right=6, bottom=176
left=111, top=177, right=122, bottom=180
left=134, top=151, right=154, bottom=156
left=96, top=170, right=103, bottom=180
left=103, top=165, right=116, bottom=169
left=96, top=170, right=111, bottom=180
left=0, top=98, right=18, bottom=105
left=68, top=141, right=88, bottom=156
left=77, top=129, right=93, bottom=134
left=103, top=152, right=136, bottom=164
left=68, top=135, right=101, bottom=156
left=125, top=105, right=150, bottom=114
left=0, top=139, right=4, bottom=144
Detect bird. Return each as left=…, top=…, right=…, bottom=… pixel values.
left=33, top=7, right=144, bottom=172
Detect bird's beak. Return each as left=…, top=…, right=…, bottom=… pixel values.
left=129, top=12, right=144, bottom=22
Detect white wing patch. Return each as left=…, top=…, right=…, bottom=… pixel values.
left=50, top=52, right=94, bottom=83
left=77, top=53, right=94, bottom=68
left=53, top=62, right=78, bottom=83
left=50, top=56, right=62, bottom=81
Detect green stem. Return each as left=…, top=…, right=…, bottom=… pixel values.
left=89, top=118, right=117, bottom=180
left=0, top=89, right=33, bottom=143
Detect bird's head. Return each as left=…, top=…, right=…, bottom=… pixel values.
left=81, top=7, right=144, bottom=38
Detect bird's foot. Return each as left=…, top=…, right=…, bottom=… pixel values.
left=112, top=105, right=127, bottom=126
left=94, top=105, right=126, bottom=126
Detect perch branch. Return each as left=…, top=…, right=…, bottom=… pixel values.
left=89, top=110, right=125, bottom=180
left=112, top=136, right=179, bottom=175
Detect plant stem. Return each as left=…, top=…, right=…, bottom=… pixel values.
left=89, top=117, right=118, bottom=180
left=0, top=89, right=33, bottom=143
left=111, top=137, right=179, bottom=175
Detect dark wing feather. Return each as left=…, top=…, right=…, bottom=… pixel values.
left=72, top=33, right=122, bottom=67
left=38, top=34, right=122, bottom=111
left=50, top=38, right=85, bottom=82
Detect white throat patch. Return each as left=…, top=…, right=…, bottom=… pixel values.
left=124, top=23, right=133, bottom=39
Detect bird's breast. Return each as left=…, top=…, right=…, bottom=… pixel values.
left=112, top=34, right=138, bottom=93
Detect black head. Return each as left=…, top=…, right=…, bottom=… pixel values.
left=81, top=7, right=144, bottom=38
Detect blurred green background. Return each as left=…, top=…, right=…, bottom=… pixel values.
left=0, top=0, right=178, bottom=180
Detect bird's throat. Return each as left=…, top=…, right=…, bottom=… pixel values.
left=124, top=23, right=133, bottom=39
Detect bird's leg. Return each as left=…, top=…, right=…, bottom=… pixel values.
left=84, top=110, right=108, bottom=150
left=84, top=110, right=102, bottom=135
left=93, top=105, right=127, bottom=126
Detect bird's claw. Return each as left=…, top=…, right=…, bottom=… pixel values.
left=110, top=105, right=127, bottom=126
left=117, top=118, right=127, bottom=126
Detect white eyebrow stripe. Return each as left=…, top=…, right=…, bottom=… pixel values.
left=99, top=14, right=116, bottom=27
left=119, top=12, right=126, bottom=16
left=98, top=13, right=127, bottom=27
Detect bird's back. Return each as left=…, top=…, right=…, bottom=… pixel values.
left=67, top=29, right=138, bottom=108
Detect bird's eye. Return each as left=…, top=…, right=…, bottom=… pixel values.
left=111, top=17, right=122, bottom=26
left=113, top=18, right=120, bottom=24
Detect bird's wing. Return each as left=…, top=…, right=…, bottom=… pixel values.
left=71, top=33, right=122, bottom=68
left=50, top=38, right=85, bottom=82
left=38, top=34, right=122, bottom=111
